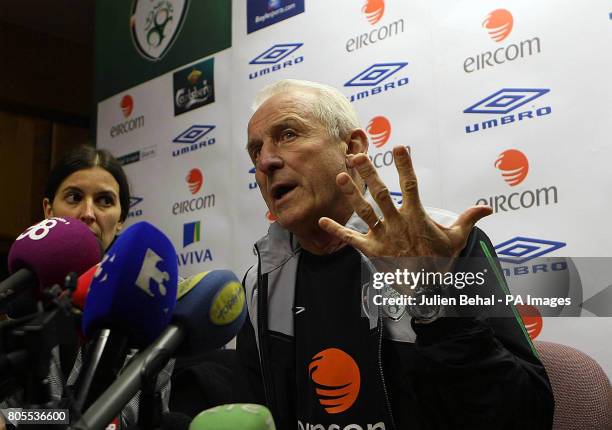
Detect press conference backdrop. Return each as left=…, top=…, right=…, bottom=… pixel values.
left=95, top=0, right=612, bottom=375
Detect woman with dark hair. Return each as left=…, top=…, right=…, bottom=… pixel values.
left=39, top=146, right=172, bottom=427
left=1, top=145, right=137, bottom=428
left=43, top=145, right=130, bottom=250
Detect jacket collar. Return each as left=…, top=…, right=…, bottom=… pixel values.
left=254, top=190, right=458, bottom=274
left=255, top=191, right=378, bottom=274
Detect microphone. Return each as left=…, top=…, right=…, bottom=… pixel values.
left=175, top=270, right=247, bottom=354
left=82, top=221, right=179, bottom=346
left=71, top=269, right=247, bottom=430
left=189, top=404, right=276, bottom=430
left=71, top=263, right=99, bottom=310
left=75, top=221, right=178, bottom=413
left=0, top=217, right=102, bottom=310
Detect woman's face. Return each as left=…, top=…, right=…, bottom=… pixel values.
left=43, top=167, right=124, bottom=250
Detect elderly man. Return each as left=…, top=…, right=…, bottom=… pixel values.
left=236, top=79, right=553, bottom=430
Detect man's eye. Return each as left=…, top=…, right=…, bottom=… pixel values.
left=280, top=130, right=296, bottom=141
left=250, top=146, right=261, bottom=160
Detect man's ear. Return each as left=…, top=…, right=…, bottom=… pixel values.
left=346, top=129, right=369, bottom=156
left=43, top=198, right=53, bottom=219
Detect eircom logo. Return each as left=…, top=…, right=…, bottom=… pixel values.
left=482, top=9, right=513, bottom=42
left=120, top=95, right=134, bottom=117
left=186, top=168, right=204, bottom=194
left=495, top=149, right=529, bottom=186
left=344, top=62, right=409, bottom=103
left=308, top=348, right=360, bottom=414
left=516, top=304, right=543, bottom=339
left=249, top=43, right=304, bottom=80
left=463, top=88, right=551, bottom=133
left=366, top=116, right=391, bottom=148
left=362, top=0, right=385, bottom=25
left=111, top=94, right=144, bottom=138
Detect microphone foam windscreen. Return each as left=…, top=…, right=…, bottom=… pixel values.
left=189, top=404, right=275, bottom=430
left=82, top=221, right=178, bottom=347
left=8, top=217, right=102, bottom=290
left=174, top=270, right=246, bottom=353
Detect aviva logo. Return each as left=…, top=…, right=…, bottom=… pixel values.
left=183, top=221, right=201, bottom=248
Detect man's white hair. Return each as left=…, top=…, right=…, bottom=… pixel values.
left=252, top=79, right=361, bottom=139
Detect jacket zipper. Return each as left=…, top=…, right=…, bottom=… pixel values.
left=254, top=245, right=278, bottom=421
left=377, top=314, right=397, bottom=430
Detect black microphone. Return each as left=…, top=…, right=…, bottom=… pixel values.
left=71, top=270, right=247, bottom=430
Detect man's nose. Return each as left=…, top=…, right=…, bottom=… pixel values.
left=257, top=143, right=283, bottom=175
left=79, top=199, right=96, bottom=225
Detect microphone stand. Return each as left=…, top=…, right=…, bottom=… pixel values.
left=70, top=326, right=184, bottom=430
left=137, top=364, right=163, bottom=430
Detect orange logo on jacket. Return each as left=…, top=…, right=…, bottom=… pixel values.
left=482, top=9, right=514, bottom=42
left=309, top=348, right=361, bottom=414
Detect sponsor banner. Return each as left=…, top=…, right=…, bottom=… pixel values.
left=463, top=8, right=542, bottom=74
left=248, top=43, right=304, bottom=80
left=171, top=168, right=216, bottom=216
left=247, top=0, right=305, bottom=34
left=463, top=88, right=552, bottom=134
left=116, top=146, right=157, bottom=166
left=127, top=196, right=144, bottom=219
left=344, top=62, right=409, bottom=103
left=97, top=0, right=612, bottom=374
left=344, top=0, right=406, bottom=54
left=171, top=125, right=217, bottom=158
left=95, top=0, right=230, bottom=101
left=173, top=57, right=215, bottom=116
left=474, top=149, right=559, bottom=213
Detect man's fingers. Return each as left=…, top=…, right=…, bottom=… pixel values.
left=350, top=154, right=399, bottom=220
left=336, top=173, right=380, bottom=229
left=318, top=217, right=368, bottom=249
left=453, top=205, right=493, bottom=235
left=393, top=146, right=423, bottom=212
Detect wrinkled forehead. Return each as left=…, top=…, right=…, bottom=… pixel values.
left=248, top=89, right=319, bottom=134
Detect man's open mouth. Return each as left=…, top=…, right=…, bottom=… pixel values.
left=271, top=184, right=297, bottom=201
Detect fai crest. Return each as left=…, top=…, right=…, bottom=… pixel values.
left=130, top=0, right=189, bottom=61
